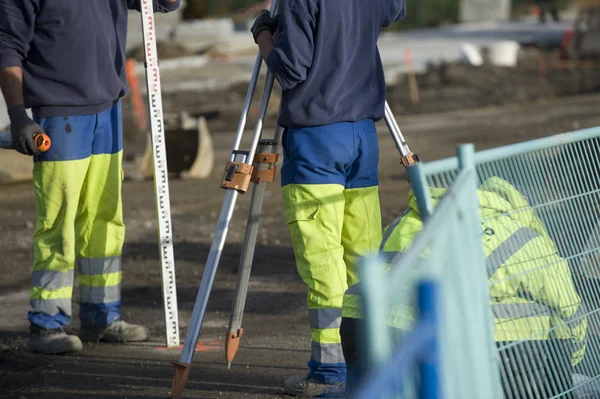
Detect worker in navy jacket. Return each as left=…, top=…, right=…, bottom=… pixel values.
left=251, top=0, right=407, bottom=396
left=0, top=0, right=180, bottom=354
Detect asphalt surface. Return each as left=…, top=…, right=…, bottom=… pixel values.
left=2, top=93, right=600, bottom=398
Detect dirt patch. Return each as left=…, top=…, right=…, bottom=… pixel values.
left=387, top=48, right=600, bottom=115
left=2, top=93, right=600, bottom=398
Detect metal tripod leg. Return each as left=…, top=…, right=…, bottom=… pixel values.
left=225, top=127, right=283, bottom=368
left=222, top=102, right=421, bottom=369
left=384, top=101, right=419, bottom=166
left=170, top=3, right=281, bottom=397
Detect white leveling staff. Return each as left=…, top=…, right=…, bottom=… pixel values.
left=139, top=0, right=180, bottom=348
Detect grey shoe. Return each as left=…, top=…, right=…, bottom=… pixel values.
left=27, top=325, right=83, bottom=354
left=284, top=373, right=345, bottom=398
left=79, top=318, right=149, bottom=343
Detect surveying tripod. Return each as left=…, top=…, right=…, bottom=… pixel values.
left=170, top=1, right=419, bottom=397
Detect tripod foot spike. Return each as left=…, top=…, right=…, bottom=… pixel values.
left=171, top=361, right=191, bottom=399
left=225, top=329, right=243, bottom=367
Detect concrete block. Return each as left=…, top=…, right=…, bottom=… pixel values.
left=0, top=150, right=33, bottom=185
left=126, top=10, right=179, bottom=51
left=137, top=112, right=214, bottom=180
left=460, top=0, right=511, bottom=22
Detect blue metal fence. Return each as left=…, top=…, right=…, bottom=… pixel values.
left=354, top=271, right=440, bottom=399
left=353, top=145, right=501, bottom=399
left=412, top=127, right=600, bottom=399
left=355, top=125, right=600, bottom=399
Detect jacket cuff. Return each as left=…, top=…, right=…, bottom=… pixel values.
left=265, top=50, right=292, bottom=90
left=0, top=54, right=22, bottom=69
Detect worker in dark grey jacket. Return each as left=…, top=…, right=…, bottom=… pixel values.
left=251, top=0, right=407, bottom=396
left=0, top=0, right=180, bottom=355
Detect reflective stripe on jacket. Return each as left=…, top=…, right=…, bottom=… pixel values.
left=342, top=177, right=587, bottom=366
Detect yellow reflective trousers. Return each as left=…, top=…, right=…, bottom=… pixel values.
left=28, top=102, right=125, bottom=330
left=280, top=120, right=382, bottom=383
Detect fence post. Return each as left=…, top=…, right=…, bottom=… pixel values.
left=418, top=280, right=440, bottom=399
left=455, top=143, right=503, bottom=399
left=408, top=164, right=435, bottom=222
left=360, top=255, right=393, bottom=371
left=457, top=144, right=475, bottom=171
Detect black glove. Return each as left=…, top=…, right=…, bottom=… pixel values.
left=8, top=105, right=43, bottom=156
left=251, top=10, right=278, bottom=44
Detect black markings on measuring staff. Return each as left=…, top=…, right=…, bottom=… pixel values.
left=141, top=0, right=179, bottom=347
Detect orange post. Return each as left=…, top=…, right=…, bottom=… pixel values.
left=404, top=48, right=420, bottom=105
left=125, top=58, right=148, bottom=132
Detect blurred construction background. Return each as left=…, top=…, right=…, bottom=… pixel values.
left=3, top=0, right=598, bottom=183
left=181, top=0, right=567, bottom=27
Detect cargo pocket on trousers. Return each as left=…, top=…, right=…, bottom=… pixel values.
left=285, top=202, right=319, bottom=224
left=284, top=202, right=321, bottom=280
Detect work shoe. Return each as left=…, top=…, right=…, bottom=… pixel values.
left=27, top=324, right=83, bottom=354
left=79, top=318, right=149, bottom=343
left=284, top=373, right=345, bottom=398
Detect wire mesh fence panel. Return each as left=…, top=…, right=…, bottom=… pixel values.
left=355, top=147, right=501, bottom=399
left=416, top=126, right=600, bottom=398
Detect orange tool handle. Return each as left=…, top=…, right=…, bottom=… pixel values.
left=34, top=133, right=51, bottom=152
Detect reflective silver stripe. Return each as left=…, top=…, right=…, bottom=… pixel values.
left=486, top=228, right=540, bottom=277
left=533, top=297, right=586, bottom=328
left=491, top=303, right=552, bottom=319
left=30, top=298, right=72, bottom=317
left=345, top=283, right=361, bottom=296
left=79, top=285, right=121, bottom=304
left=309, top=308, right=342, bottom=329
left=31, top=270, right=74, bottom=291
left=380, top=211, right=410, bottom=251
left=77, top=256, right=122, bottom=276
left=311, top=341, right=345, bottom=364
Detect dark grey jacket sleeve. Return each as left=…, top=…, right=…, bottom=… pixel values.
left=266, top=5, right=315, bottom=91
left=0, top=0, right=38, bottom=69
left=383, top=0, right=407, bottom=28
left=127, top=0, right=181, bottom=13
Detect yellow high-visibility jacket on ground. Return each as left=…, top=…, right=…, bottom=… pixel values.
left=342, top=177, right=587, bottom=366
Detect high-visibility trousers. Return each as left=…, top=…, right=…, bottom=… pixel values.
left=28, top=101, right=125, bottom=330
left=281, top=119, right=382, bottom=384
